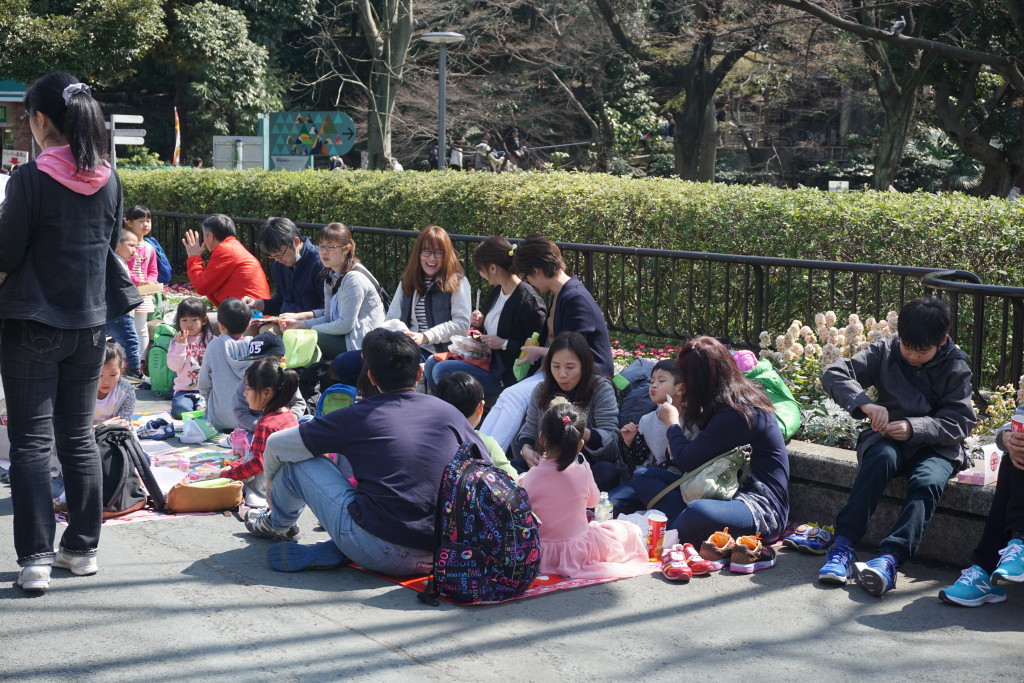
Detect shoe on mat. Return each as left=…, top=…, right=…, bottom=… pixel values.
left=218, top=435, right=233, bottom=449
left=53, top=549, right=98, bottom=576
left=856, top=555, right=898, bottom=596
left=244, top=508, right=300, bottom=542
left=729, top=533, right=777, bottom=573
left=992, top=538, right=1024, bottom=585
left=681, top=542, right=715, bottom=575
left=939, top=565, right=1006, bottom=607
left=661, top=544, right=693, bottom=582
left=699, top=527, right=736, bottom=568
left=137, top=418, right=174, bottom=441
left=268, top=541, right=347, bottom=572
left=16, top=565, right=51, bottom=592
left=818, top=544, right=857, bottom=585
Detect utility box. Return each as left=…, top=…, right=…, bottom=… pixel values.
left=213, top=136, right=263, bottom=170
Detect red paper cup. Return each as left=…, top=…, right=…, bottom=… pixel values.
left=647, top=513, right=668, bottom=560
left=1012, top=416, right=1024, bottom=433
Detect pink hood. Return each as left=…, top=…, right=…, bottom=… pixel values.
left=36, top=145, right=111, bottom=195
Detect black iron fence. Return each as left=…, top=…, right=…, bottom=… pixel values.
left=151, top=211, right=1024, bottom=395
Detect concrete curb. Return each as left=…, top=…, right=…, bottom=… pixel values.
left=787, top=440, right=995, bottom=567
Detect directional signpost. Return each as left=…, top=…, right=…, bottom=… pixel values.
left=107, top=114, right=146, bottom=169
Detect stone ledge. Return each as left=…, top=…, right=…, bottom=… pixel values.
left=786, top=439, right=996, bottom=568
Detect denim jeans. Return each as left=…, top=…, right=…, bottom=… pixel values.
left=106, top=313, right=141, bottom=372
left=424, top=357, right=503, bottom=396
left=171, top=391, right=205, bottom=419
left=617, top=466, right=756, bottom=545
left=270, top=458, right=433, bottom=575
left=2, top=319, right=106, bottom=565
left=834, top=437, right=955, bottom=562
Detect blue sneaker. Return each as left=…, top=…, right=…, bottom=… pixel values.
left=818, top=544, right=856, bottom=584
left=992, top=538, right=1024, bottom=585
left=856, top=555, right=898, bottom=596
left=939, top=565, right=1006, bottom=607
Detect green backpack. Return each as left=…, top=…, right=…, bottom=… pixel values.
left=147, top=323, right=176, bottom=395
left=282, top=329, right=322, bottom=369
left=744, top=358, right=802, bottom=441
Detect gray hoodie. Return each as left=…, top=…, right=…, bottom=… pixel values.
left=821, top=336, right=977, bottom=464
left=197, top=334, right=252, bottom=431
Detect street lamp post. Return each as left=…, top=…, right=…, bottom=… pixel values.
left=420, top=32, right=465, bottom=171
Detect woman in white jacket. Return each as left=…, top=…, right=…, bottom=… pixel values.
left=279, top=223, right=385, bottom=357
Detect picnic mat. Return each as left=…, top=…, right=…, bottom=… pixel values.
left=55, top=507, right=216, bottom=527
left=348, top=560, right=662, bottom=605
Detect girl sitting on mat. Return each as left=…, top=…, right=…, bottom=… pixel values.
left=519, top=402, right=651, bottom=579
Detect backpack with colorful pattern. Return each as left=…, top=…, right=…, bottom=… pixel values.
left=419, top=441, right=540, bottom=605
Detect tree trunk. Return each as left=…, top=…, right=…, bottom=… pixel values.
left=872, top=90, right=917, bottom=190
left=674, top=95, right=716, bottom=180
left=698, top=108, right=718, bottom=181
left=357, top=0, right=413, bottom=171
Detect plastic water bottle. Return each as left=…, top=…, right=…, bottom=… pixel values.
left=595, top=492, right=613, bottom=522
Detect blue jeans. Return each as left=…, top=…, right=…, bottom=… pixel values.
left=106, top=313, right=141, bottom=372
left=424, top=357, right=503, bottom=395
left=625, top=466, right=756, bottom=545
left=2, top=320, right=106, bottom=565
left=269, top=458, right=434, bottom=575
left=835, top=437, right=954, bottom=562
left=171, top=391, right=205, bottom=419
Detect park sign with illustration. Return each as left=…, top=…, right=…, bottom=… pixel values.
left=267, top=111, right=356, bottom=157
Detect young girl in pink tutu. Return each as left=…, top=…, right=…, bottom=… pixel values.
left=519, top=402, right=652, bottom=579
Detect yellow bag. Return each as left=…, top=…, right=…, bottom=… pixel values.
left=166, top=478, right=243, bottom=513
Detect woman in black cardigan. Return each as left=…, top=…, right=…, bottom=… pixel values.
left=425, top=236, right=546, bottom=396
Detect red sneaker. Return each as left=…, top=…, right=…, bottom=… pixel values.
left=661, top=544, right=693, bottom=582
left=682, top=542, right=716, bottom=575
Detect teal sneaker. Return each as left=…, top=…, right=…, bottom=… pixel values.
left=818, top=544, right=856, bottom=584
left=939, top=565, right=1006, bottom=607
left=991, top=538, right=1024, bottom=585
left=856, top=555, right=898, bottom=596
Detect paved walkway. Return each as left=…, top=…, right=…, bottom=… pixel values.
left=2, top=393, right=1022, bottom=681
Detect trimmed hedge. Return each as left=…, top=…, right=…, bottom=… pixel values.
left=121, top=169, right=1024, bottom=285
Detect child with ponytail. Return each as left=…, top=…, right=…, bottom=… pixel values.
left=220, top=357, right=300, bottom=507
left=518, top=402, right=651, bottom=579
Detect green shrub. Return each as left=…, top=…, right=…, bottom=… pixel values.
left=122, top=168, right=1024, bottom=284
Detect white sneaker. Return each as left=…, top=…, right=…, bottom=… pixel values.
left=53, top=550, right=99, bottom=576
left=16, top=565, right=51, bottom=591
left=218, top=435, right=232, bottom=449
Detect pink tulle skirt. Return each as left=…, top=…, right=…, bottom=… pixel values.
left=538, top=519, right=653, bottom=579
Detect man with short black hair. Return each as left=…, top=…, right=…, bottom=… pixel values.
left=245, top=329, right=486, bottom=574
left=243, top=217, right=322, bottom=316
left=183, top=213, right=270, bottom=306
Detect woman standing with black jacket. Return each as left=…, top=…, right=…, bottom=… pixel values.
left=425, top=236, right=546, bottom=395
left=0, top=73, right=124, bottom=592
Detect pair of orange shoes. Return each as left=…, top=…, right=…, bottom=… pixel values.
left=700, top=527, right=778, bottom=574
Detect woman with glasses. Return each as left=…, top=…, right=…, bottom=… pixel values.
left=385, top=225, right=471, bottom=361
left=243, top=217, right=323, bottom=318
left=279, top=223, right=386, bottom=358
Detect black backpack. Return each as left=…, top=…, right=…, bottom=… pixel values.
left=418, top=441, right=541, bottom=605
left=96, top=424, right=167, bottom=517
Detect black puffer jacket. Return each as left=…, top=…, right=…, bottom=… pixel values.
left=0, top=160, right=122, bottom=328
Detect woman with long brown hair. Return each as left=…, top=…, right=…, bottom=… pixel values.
left=385, top=225, right=471, bottom=360
left=634, top=336, right=790, bottom=570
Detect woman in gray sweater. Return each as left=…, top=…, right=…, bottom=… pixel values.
left=515, top=332, right=624, bottom=491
